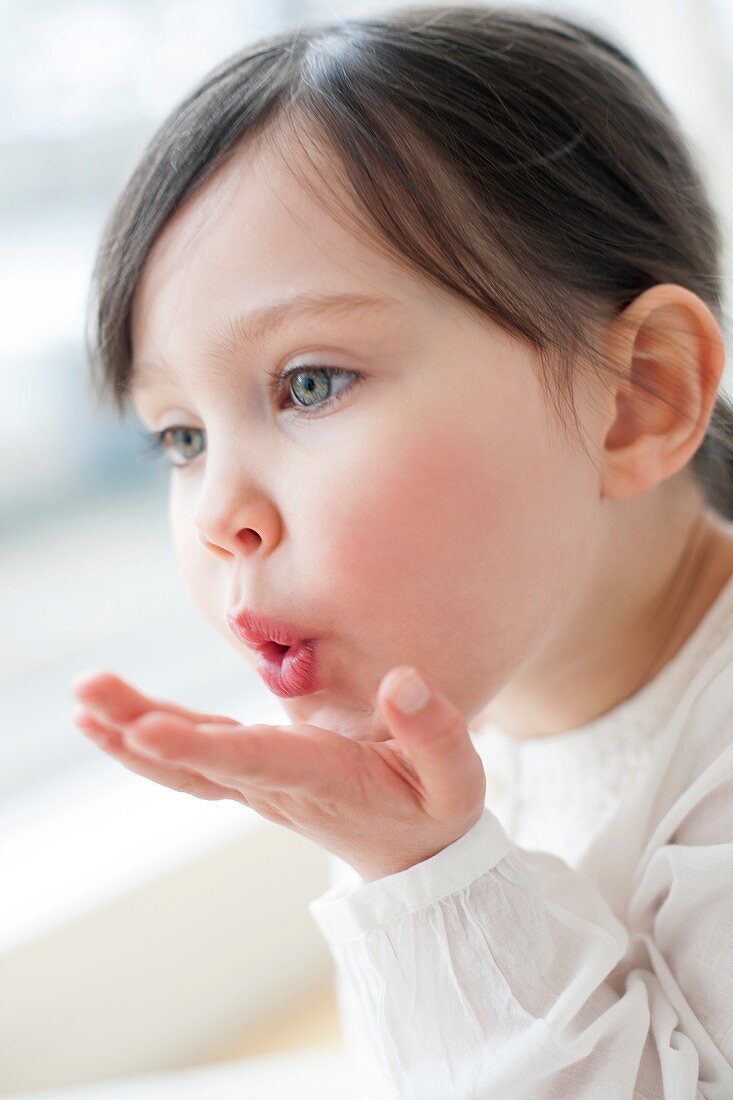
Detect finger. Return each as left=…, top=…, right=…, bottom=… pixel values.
left=72, top=706, right=246, bottom=803
left=125, top=713, right=357, bottom=793
left=377, top=667, right=485, bottom=817
left=70, top=670, right=241, bottom=729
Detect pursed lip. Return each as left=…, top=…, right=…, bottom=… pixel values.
left=227, top=606, right=321, bottom=697
left=226, top=606, right=314, bottom=652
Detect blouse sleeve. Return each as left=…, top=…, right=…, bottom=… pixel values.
left=308, top=741, right=733, bottom=1099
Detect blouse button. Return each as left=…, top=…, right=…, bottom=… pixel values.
left=484, top=773, right=508, bottom=802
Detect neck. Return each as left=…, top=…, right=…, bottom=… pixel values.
left=477, top=478, right=733, bottom=740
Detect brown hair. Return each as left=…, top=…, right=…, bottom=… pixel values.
left=86, top=2, right=733, bottom=518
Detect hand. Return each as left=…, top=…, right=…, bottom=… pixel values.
left=70, top=667, right=487, bottom=882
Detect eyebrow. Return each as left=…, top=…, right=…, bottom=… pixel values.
left=130, top=291, right=400, bottom=391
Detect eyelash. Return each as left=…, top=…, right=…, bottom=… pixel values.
left=140, top=364, right=360, bottom=468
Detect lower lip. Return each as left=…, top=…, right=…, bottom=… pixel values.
left=256, top=639, right=319, bottom=697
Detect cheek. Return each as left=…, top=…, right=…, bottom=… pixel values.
left=304, top=400, right=595, bottom=664
left=301, top=425, right=505, bottom=642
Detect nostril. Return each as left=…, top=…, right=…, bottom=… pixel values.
left=236, top=529, right=262, bottom=551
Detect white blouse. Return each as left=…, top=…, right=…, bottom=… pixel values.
left=308, top=572, right=733, bottom=1098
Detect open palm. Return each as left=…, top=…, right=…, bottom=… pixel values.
left=71, top=669, right=487, bottom=882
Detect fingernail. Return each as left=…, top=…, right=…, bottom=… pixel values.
left=391, top=669, right=430, bottom=715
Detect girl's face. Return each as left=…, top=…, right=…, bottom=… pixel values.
left=130, top=136, right=602, bottom=741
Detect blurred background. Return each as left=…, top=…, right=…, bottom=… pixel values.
left=1, top=0, right=731, bottom=1096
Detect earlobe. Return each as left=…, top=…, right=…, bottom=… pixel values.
left=598, top=284, right=725, bottom=503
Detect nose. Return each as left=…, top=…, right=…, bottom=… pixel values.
left=194, top=471, right=281, bottom=560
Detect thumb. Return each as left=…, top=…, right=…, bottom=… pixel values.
left=378, top=667, right=485, bottom=817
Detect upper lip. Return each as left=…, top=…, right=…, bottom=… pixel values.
left=226, top=607, right=313, bottom=652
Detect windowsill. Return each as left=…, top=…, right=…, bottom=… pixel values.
left=1, top=758, right=337, bottom=1094
left=0, top=757, right=266, bottom=955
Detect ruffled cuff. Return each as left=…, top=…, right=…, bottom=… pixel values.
left=308, top=806, right=511, bottom=944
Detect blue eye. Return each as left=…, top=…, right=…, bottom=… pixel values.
left=140, top=426, right=205, bottom=468
left=281, top=365, right=358, bottom=411
left=139, top=365, right=361, bottom=468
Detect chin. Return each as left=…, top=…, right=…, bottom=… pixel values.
left=342, top=725, right=394, bottom=743
left=286, top=698, right=392, bottom=742
left=315, top=714, right=392, bottom=743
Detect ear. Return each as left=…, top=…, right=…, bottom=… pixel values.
left=599, top=284, right=725, bottom=502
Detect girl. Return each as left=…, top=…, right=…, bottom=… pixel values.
left=71, top=4, right=733, bottom=1096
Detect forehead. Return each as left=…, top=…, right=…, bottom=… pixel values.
left=129, top=133, right=438, bottom=372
